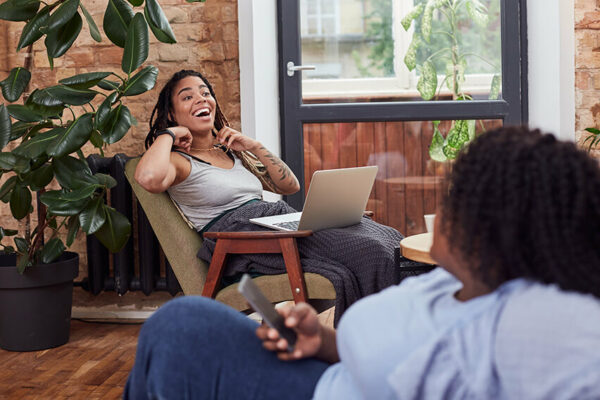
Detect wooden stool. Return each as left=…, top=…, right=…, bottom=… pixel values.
left=201, top=230, right=313, bottom=303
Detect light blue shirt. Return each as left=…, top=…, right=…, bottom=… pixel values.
left=313, top=268, right=600, bottom=399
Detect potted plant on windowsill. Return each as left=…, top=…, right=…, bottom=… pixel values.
left=0, top=0, right=198, bottom=351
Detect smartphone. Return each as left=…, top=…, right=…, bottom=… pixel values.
left=238, top=274, right=297, bottom=352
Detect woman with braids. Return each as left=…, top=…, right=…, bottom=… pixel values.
left=126, top=126, right=600, bottom=399
left=134, top=70, right=404, bottom=323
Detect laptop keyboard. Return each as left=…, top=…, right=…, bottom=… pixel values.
left=272, top=220, right=300, bottom=230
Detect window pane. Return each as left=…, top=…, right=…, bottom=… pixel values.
left=300, top=0, right=502, bottom=104
left=302, top=119, right=503, bottom=235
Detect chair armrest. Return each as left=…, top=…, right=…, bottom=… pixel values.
left=203, top=230, right=313, bottom=240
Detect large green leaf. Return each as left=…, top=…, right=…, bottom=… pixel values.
left=66, top=215, right=79, bottom=246
left=0, top=67, right=31, bottom=102
left=95, top=92, right=117, bottom=130
left=10, top=184, right=31, bottom=220
left=144, top=0, right=176, bottom=44
left=9, top=121, right=35, bottom=141
left=121, top=66, right=158, bottom=96
left=79, top=196, right=106, bottom=234
left=403, top=35, right=420, bottom=72
left=94, top=206, right=131, bottom=253
left=0, top=0, right=40, bottom=21
left=122, top=13, right=149, bottom=74
left=6, top=104, right=43, bottom=122
left=417, top=60, right=437, bottom=100
left=40, top=237, right=65, bottom=263
left=0, top=153, right=29, bottom=173
left=429, top=121, right=446, bottom=162
left=401, top=3, right=424, bottom=31
left=31, top=87, right=63, bottom=107
left=47, top=0, right=80, bottom=31
left=45, top=12, right=82, bottom=59
left=126, top=0, right=143, bottom=6
left=25, top=163, right=54, bottom=191
left=48, top=113, right=93, bottom=157
left=0, top=227, right=18, bottom=240
left=94, top=173, right=117, bottom=189
left=17, top=5, right=50, bottom=50
left=101, top=104, right=131, bottom=144
left=52, top=155, right=95, bottom=189
left=27, top=102, right=63, bottom=119
left=97, top=80, right=120, bottom=90
left=0, top=176, right=16, bottom=199
left=103, top=0, right=134, bottom=48
left=14, top=237, right=28, bottom=253
left=0, top=105, right=10, bottom=151
left=40, top=189, right=91, bottom=216
left=13, top=127, right=64, bottom=158
left=79, top=3, right=101, bottom=42
left=34, top=85, right=97, bottom=106
left=59, top=72, right=111, bottom=90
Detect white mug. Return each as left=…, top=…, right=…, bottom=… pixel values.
left=424, top=214, right=436, bottom=233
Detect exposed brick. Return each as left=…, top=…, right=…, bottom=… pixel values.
left=157, top=44, right=189, bottom=62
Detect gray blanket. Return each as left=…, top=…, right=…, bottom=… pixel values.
left=197, top=200, right=403, bottom=324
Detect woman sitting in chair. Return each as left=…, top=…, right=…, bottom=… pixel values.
left=126, top=127, right=600, bottom=399
left=134, top=70, right=404, bottom=322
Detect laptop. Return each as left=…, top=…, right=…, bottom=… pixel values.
left=249, top=166, right=378, bottom=232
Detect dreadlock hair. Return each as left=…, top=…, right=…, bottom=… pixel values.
left=441, top=126, right=600, bottom=298
left=143, top=69, right=275, bottom=191
left=144, top=70, right=230, bottom=149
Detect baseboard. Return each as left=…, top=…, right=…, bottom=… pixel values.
left=71, top=308, right=155, bottom=321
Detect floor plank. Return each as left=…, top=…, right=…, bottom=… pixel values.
left=0, top=320, right=141, bottom=400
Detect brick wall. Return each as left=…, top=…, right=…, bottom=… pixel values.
left=575, top=0, right=600, bottom=157
left=0, top=0, right=240, bottom=272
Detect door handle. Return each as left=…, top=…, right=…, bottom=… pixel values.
left=287, top=61, right=316, bottom=77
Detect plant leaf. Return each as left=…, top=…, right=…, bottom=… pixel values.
left=121, top=65, right=158, bottom=96
left=52, top=155, right=96, bottom=190
left=403, top=35, right=420, bottom=72
left=95, top=92, right=118, bottom=130
left=6, top=104, right=44, bottom=122
left=13, top=127, right=64, bottom=158
left=66, top=215, right=79, bottom=246
left=10, top=184, right=31, bottom=220
left=127, top=0, right=143, bottom=6
left=40, top=189, right=91, bottom=216
left=0, top=0, right=40, bottom=21
left=0, top=105, right=11, bottom=151
left=122, top=13, right=149, bottom=74
left=94, top=173, right=117, bottom=188
left=467, top=119, right=476, bottom=141
left=0, top=176, right=16, bottom=199
left=26, top=163, right=54, bottom=190
left=488, top=74, right=501, bottom=100
left=466, top=0, right=489, bottom=28
left=79, top=3, right=101, bottom=42
left=16, top=253, right=30, bottom=273
left=417, top=60, right=437, bottom=100
left=144, top=0, right=176, bottom=44
left=94, top=206, right=131, bottom=253
left=14, top=237, right=29, bottom=253
left=0, top=67, right=31, bottom=102
left=34, top=85, right=97, bottom=106
left=79, top=196, right=106, bottom=234
left=48, top=113, right=94, bottom=157
left=401, top=3, right=424, bottom=31
left=47, top=0, right=80, bottom=31
left=101, top=104, right=131, bottom=144
left=103, top=0, right=134, bottom=48
left=17, top=5, right=50, bottom=50
left=59, top=72, right=111, bottom=89
left=429, top=122, right=447, bottom=162
left=44, top=12, right=82, bottom=59
left=40, top=237, right=65, bottom=263
left=97, top=80, right=120, bottom=90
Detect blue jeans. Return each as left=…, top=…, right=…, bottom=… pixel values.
left=124, top=297, right=330, bottom=400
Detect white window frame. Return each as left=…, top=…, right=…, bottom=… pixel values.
left=300, top=0, right=340, bottom=38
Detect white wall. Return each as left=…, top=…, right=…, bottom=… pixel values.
left=527, top=0, right=575, bottom=140
left=239, top=1, right=575, bottom=148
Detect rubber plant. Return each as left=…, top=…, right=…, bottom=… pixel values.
left=583, top=128, right=600, bottom=152
left=402, top=0, right=500, bottom=161
left=0, top=0, right=204, bottom=272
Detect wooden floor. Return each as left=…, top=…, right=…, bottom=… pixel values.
left=0, top=320, right=142, bottom=399
left=0, top=306, right=335, bottom=399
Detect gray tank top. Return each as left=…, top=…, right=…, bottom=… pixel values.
left=167, top=152, right=263, bottom=230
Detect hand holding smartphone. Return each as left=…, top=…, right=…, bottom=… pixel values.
left=238, top=274, right=297, bottom=352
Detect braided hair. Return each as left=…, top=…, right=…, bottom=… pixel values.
left=441, top=126, right=600, bottom=297
left=143, top=69, right=274, bottom=191
left=144, top=70, right=229, bottom=149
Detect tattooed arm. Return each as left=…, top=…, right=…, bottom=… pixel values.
left=216, top=127, right=300, bottom=194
